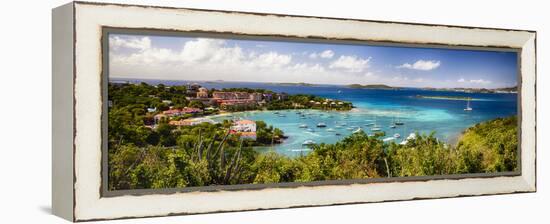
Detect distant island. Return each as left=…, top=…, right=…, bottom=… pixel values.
left=270, top=82, right=317, bottom=87
left=421, top=86, right=517, bottom=94
left=415, top=95, right=480, bottom=101
left=346, top=84, right=399, bottom=90
left=344, top=83, right=517, bottom=94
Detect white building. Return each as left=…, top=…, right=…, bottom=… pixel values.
left=231, top=120, right=257, bottom=132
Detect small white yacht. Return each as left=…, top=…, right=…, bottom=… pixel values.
left=302, top=140, right=316, bottom=145
left=317, top=122, right=327, bottom=127
left=394, top=133, right=401, bottom=138
left=383, top=137, right=395, bottom=142
left=299, top=124, right=308, bottom=128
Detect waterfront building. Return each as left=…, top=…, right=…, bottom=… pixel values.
left=231, top=119, right=257, bottom=132
left=219, top=99, right=257, bottom=110
left=230, top=119, right=257, bottom=140
left=213, top=91, right=251, bottom=100
left=161, top=107, right=203, bottom=117
left=277, top=92, right=288, bottom=100
left=186, top=83, right=201, bottom=96
left=168, top=117, right=216, bottom=126
left=263, top=93, right=273, bottom=102
left=163, top=109, right=182, bottom=116
left=180, top=107, right=203, bottom=114
left=197, top=87, right=209, bottom=98
left=249, top=92, right=263, bottom=101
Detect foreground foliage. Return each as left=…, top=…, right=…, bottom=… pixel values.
left=109, top=116, right=518, bottom=190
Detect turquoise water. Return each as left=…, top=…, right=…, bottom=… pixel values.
left=210, top=106, right=463, bottom=157
left=117, top=79, right=518, bottom=157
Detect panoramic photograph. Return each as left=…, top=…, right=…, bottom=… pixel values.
left=106, top=33, right=519, bottom=190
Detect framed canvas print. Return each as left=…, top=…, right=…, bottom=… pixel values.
left=52, top=1, right=537, bottom=222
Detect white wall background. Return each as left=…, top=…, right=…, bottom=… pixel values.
left=0, top=0, right=546, bottom=223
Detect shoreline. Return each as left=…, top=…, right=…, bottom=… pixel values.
left=204, top=108, right=355, bottom=120
left=414, top=95, right=489, bottom=101
left=110, top=78, right=517, bottom=94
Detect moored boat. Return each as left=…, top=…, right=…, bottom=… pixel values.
left=302, top=139, right=316, bottom=145
left=464, top=97, right=473, bottom=111
left=383, top=137, right=395, bottom=142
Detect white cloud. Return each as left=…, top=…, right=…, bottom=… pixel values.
left=179, top=38, right=235, bottom=63
left=308, top=50, right=334, bottom=59
left=398, top=60, right=441, bottom=71
left=455, top=78, right=492, bottom=86
left=109, top=36, right=151, bottom=51
left=320, top=50, right=334, bottom=58
left=329, top=55, right=371, bottom=73
left=249, top=52, right=292, bottom=68
left=111, top=36, right=477, bottom=87
left=469, top=79, right=491, bottom=84
left=110, top=36, right=316, bottom=83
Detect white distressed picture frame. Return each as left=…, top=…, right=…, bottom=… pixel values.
left=52, top=1, right=536, bottom=222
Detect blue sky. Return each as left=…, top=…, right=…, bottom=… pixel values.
left=109, top=34, right=518, bottom=88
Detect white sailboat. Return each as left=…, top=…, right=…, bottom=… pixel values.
left=371, top=115, right=381, bottom=131
left=464, top=97, right=473, bottom=111
left=302, top=140, right=316, bottom=145
left=394, top=108, right=404, bottom=125
left=370, top=127, right=381, bottom=131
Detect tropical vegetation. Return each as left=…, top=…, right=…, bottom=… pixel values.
left=108, top=114, right=518, bottom=190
